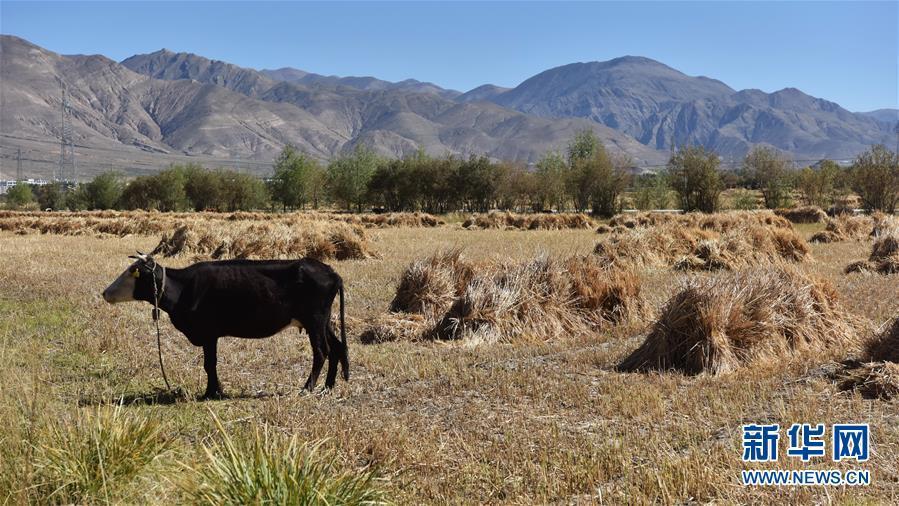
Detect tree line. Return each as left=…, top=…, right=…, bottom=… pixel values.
left=4, top=132, right=899, bottom=215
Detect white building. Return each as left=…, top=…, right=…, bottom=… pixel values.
left=0, top=179, right=51, bottom=195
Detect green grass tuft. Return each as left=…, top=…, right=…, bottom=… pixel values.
left=33, top=404, right=172, bottom=504
left=181, top=413, right=390, bottom=506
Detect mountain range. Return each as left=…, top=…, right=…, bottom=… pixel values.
left=0, top=34, right=894, bottom=179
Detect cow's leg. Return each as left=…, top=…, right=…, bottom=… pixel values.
left=325, top=323, right=347, bottom=386
left=302, top=319, right=327, bottom=391
left=201, top=339, right=223, bottom=400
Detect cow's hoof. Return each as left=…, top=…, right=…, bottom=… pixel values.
left=199, top=391, right=225, bottom=401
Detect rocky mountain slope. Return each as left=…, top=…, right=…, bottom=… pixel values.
left=1, top=35, right=664, bottom=178
left=484, top=56, right=892, bottom=159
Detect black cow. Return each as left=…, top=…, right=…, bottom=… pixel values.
left=102, top=253, right=348, bottom=398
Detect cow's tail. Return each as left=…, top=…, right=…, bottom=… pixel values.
left=338, top=279, right=349, bottom=381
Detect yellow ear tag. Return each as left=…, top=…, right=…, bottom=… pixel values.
left=131, top=269, right=140, bottom=278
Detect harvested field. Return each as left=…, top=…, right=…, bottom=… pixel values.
left=462, top=211, right=595, bottom=230
left=361, top=253, right=643, bottom=344
left=775, top=205, right=828, bottom=223
left=594, top=222, right=810, bottom=270
left=618, top=267, right=865, bottom=374
left=4, top=212, right=899, bottom=504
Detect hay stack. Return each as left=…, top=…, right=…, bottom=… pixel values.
left=839, top=362, right=899, bottom=400
left=596, top=221, right=810, bottom=270
left=434, top=255, right=642, bottom=344
left=606, top=211, right=792, bottom=232
left=844, top=228, right=899, bottom=274
left=151, top=222, right=374, bottom=261
left=462, top=211, right=595, bottom=230
left=594, top=224, right=717, bottom=268
left=775, top=206, right=827, bottom=224
left=840, top=318, right=899, bottom=399
left=388, top=249, right=474, bottom=315
left=618, top=267, right=863, bottom=374
left=674, top=227, right=810, bottom=271
left=361, top=253, right=643, bottom=345
left=358, top=313, right=431, bottom=344
left=810, top=215, right=875, bottom=243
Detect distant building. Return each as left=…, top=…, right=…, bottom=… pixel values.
left=0, top=179, right=51, bottom=195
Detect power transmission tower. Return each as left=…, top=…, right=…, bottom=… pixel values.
left=58, top=83, right=75, bottom=183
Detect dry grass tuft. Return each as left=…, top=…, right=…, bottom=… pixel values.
left=618, top=267, right=864, bottom=374
left=151, top=222, right=374, bottom=261
left=462, top=211, right=595, bottom=230
left=362, top=254, right=643, bottom=345
left=775, top=206, right=828, bottom=224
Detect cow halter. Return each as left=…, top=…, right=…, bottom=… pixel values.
left=148, top=257, right=171, bottom=391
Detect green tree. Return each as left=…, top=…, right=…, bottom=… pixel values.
left=850, top=144, right=899, bottom=213
left=5, top=182, right=34, bottom=209
left=65, top=184, right=90, bottom=210
left=35, top=183, right=67, bottom=210
left=567, top=129, right=599, bottom=166
left=219, top=171, right=269, bottom=211
left=632, top=172, right=672, bottom=211
left=565, top=136, right=627, bottom=216
left=327, top=145, right=380, bottom=212
left=743, top=146, right=792, bottom=209
left=183, top=164, right=223, bottom=211
left=150, top=168, right=189, bottom=211
left=450, top=155, right=497, bottom=212
left=270, top=146, right=321, bottom=210
left=84, top=172, right=123, bottom=210
left=535, top=151, right=568, bottom=211
left=119, top=168, right=188, bottom=211
left=668, top=146, right=723, bottom=213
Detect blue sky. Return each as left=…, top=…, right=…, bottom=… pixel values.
left=1, top=1, right=896, bottom=111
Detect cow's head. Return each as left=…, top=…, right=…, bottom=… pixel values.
left=102, top=252, right=163, bottom=304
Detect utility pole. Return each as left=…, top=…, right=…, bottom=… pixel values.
left=58, top=82, right=75, bottom=184
left=16, top=148, right=22, bottom=181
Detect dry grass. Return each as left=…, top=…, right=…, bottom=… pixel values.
left=594, top=222, right=810, bottom=271
left=844, top=224, right=899, bottom=274
left=0, top=209, right=444, bottom=237
left=839, top=318, right=899, bottom=399
left=434, top=255, right=643, bottom=344
left=810, top=213, right=897, bottom=243
left=151, top=221, right=374, bottom=261
left=361, top=252, right=642, bottom=345
left=387, top=249, right=475, bottom=315
left=4, top=214, right=899, bottom=504
left=607, top=210, right=792, bottom=232
left=618, top=267, right=865, bottom=374
left=775, top=206, right=828, bottom=224
left=462, top=211, right=595, bottom=230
